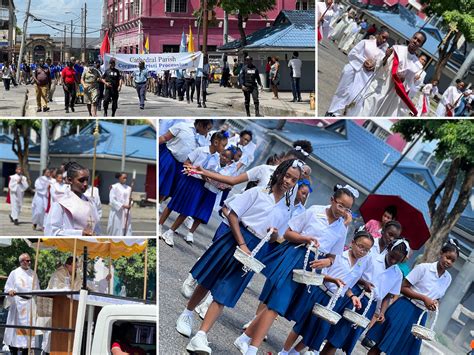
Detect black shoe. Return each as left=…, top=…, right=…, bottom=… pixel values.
left=14, top=219, right=19, bottom=225
left=290, top=99, right=296, bottom=102
left=197, top=103, right=202, bottom=108
left=140, top=106, right=144, bottom=110
left=103, top=110, right=108, bottom=117
left=203, top=103, right=207, bottom=108
left=37, top=108, right=42, bottom=112
left=324, top=111, right=336, bottom=117
left=297, top=98, right=302, bottom=102
left=9, top=215, right=13, bottom=223
left=65, top=108, right=69, bottom=113
left=361, top=337, right=376, bottom=349
left=43, top=107, right=50, bottom=112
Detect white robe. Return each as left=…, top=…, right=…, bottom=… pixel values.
left=107, top=183, right=132, bottom=236
left=331, top=13, right=350, bottom=42
left=357, top=45, right=421, bottom=117
left=44, top=191, right=101, bottom=236
left=408, top=69, right=426, bottom=99
left=328, top=39, right=387, bottom=115
left=8, top=174, right=28, bottom=220
left=416, top=83, right=438, bottom=116
left=84, top=186, right=103, bottom=220
left=435, top=85, right=463, bottom=116
left=50, top=181, right=70, bottom=203
left=339, top=23, right=361, bottom=53
left=317, top=2, right=335, bottom=40
left=4, top=267, right=40, bottom=348
left=31, top=176, right=50, bottom=226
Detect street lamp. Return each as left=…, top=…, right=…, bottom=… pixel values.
left=65, top=12, right=81, bottom=60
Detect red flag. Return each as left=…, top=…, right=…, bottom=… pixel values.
left=392, top=51, right=418, bottom=116
left=6, top=176, right=10, bottom=204
left=100, top=31, right=111, bottom=59
left=318, top=27, right=322, bottom=42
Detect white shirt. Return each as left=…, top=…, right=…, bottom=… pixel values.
left=287, top=205, right=347, bottom=255
left=323, top=251, right=372, bottom=294
left=226, top=186, right=292, bottom=238
left=371, top=239, right=387, bottom=256
left=405, top=262, right=452, bottom=300
left=205, top=163, right=235, bottom=194
left=291, top=203, right=306, bottom=218
left=227, top=135, right=256, bottom=167
left=288, top=58, right=302, bottom=78
left=165, top=121, right=201, bottom=162
left=363, top=252, right=403, bottom=301
left=188, top=146, right=220, bottom=179
left=245, top=164, right=277, bottom=188
left=159, top=119, right=186, bottom=136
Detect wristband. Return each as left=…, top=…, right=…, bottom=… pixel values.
left=350, top=294, right=357, bottom=299
left=238, top=242, right=246, bottom=246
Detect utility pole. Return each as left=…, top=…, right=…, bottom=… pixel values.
left=40, top=119, right=49, bottom=174
left=16, top=0, right=32, bottom=83
left=223, top=11, right=228, bottom=44
left=63, top=25, right=66, bottom=62
left=202, top=0, right=208, bottom=55
left=7, top=0, right=13, bottom=62
left=70, top=19, right=73, bottom=59
left=84, top=2, right=87, bottom=62
left=81, top=7, right=84, bottom=61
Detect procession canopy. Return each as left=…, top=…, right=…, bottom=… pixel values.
left=104, top=52, right=204, bottom=72
left=30, top=238, right=148, bottom=259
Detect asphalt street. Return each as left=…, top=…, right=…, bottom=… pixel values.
left=159, top=199, right=368, bottom=355
left=24, top=84, right=241, bottom=117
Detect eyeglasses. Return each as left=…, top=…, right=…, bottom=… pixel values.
left=332, top=198, right=352, bottom=214
left=353, top=243, right=371, bottom=254
left=21, top=259, right=31, bottom=263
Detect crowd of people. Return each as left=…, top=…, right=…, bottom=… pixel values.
left=317, top=0, right=473, bottom=117
left=158, top=119, right=460, bottom=355
left=3, top=252, right=113, bottom=354
left=6, top=162, right=133, bottom=236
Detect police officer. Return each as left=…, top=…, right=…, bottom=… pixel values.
left=238, top=56, right=263, bottom=117
left=101, top=58, right=122, bottom=117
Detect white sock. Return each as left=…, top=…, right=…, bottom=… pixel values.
left=246, top=345, right=258, bottom=355
left=237, top=332, right=252, bottom=344
left=279, top=350, right=289, bottom=355
left=196, top=330, right=207, bottom=337
left=182, top=308, right=194, bottom=317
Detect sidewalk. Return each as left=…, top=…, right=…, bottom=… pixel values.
left=0, top=196, right=156, bottom=220
left=206, top=84, right=315, bottom=117
left=0, top=84, right=28, bottom=116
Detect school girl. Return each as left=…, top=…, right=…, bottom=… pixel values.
left=175, top=160, right=302, bottom=354
left=238, top=184, right=356, bottom=355
left=107, top=172, right=132, bottom=236
left=160, top=131, right=229, bottom=246
left=44, top=162, right=100, bottom=236
left=291, top=179, right=312, bottom=217
left=159, top=119, right=213, bottom=202
left=371, top=220, right=402, bottom=255
left=31, top=168, right=51, bottom=231
left=365, top=239, right=459, bottom=355
left=321, top=238, right=411, bottom=355
left=226, top=130, right=257, bottom=172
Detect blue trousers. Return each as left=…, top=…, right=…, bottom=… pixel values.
left=135, top=82, right=147, bottom=108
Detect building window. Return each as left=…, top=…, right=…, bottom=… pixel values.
left=295, top=0, right=315, bottom=10
left=166, top=0, right=187, bottom=13
left=163, top=45, right=179, bottom=52
left=414, top=151, right=431, bottom=165
left=363, top=120, right=390, bottom=141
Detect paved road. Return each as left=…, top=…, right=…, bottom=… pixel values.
left=22, top=84, right=241, bottom=117
left=159, top=200, right=368, bottom=355
left=0, top=209, right=157, bottom=236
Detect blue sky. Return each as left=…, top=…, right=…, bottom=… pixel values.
left=14, top=0, right=103, bottom=38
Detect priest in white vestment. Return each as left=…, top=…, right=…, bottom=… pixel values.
left=327, top=29, right=390, bottom=116
left=107, top=173, right=133, bottom=236
left=435, top=80, right=465, bottom=117
left=317, top=0, right=335, bottom=40
left=8, top=166, right=29, bottom=225
left=4, top=253, right=41, bottom=353
left=357, top=31, right=427, bottom=117
left=31, top=169, right=51, bottom=231
left=416, top=79, right=439, bottom=116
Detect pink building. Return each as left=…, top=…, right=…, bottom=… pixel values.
left=105, top=0, right=313, bottom=54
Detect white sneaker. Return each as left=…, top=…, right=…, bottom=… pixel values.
left=186, top=332, right=212, bottom=354
left=162, top=229, right=175, bottom=247
left=184, top=216, right=194, bottom=229
left=233, top=336, right=249, bottom=354
left=158, top=224, right=162, bottom=237
left=185, top=232, right=194, bottom=244
left=176, top=312, right=194, bottom=337
left=302, top=351, right=317, bottom=355
left=181, top=274, right=197, bottom=299
left=288, top=349, right=300, bottom=355
left=195, top=294, right=213, bottom=319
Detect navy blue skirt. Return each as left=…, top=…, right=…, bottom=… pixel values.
left=326, top=285, right=376, bottom=354
left=294, top=287, right=346, bottom=351
left=166, top=174, right=217, bottom=224
left=190, top=225, right=271, bottom=308
left=211, top=221, right=231, bottom=243
left=159, top=144, right=182, bottom=198
left=258, top=242, right=319, bottom=316
left=366, top=297, right=427, bottom=355
left=219, top=189, right=231, bottom=207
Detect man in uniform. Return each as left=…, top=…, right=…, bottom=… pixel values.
left=102, top=59, right=122, bottom=117
left=238, top=56, right=263, bottom=117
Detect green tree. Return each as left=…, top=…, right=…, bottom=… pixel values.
left=419, top=0, right=474, bottom=82
left=393, top=120, right=474, bottom=263
left=205, top=0, right=276, bottom=47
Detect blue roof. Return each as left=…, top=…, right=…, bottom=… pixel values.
left=364, top=5, right=448, bottom=60
left=218, top=10, right=315, bottom=51
left=0, top=134, right=39, bottom=162
left=29, top=121, right=156, bottom=161
left=257, top=120, right=474, bottom=225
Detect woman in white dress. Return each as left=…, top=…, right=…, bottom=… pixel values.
left=416, top=79, right=438, bottom=116
left=44, top=162, right=100, bottom=236
left=107, top=172, right=132, bottom=236
left=31, top=168, right=51, bottom=231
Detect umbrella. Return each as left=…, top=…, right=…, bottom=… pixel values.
left=359, top=194, right=430, bottom=250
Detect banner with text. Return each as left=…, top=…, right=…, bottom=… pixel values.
left=104, top=52, right=203, bottom=72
